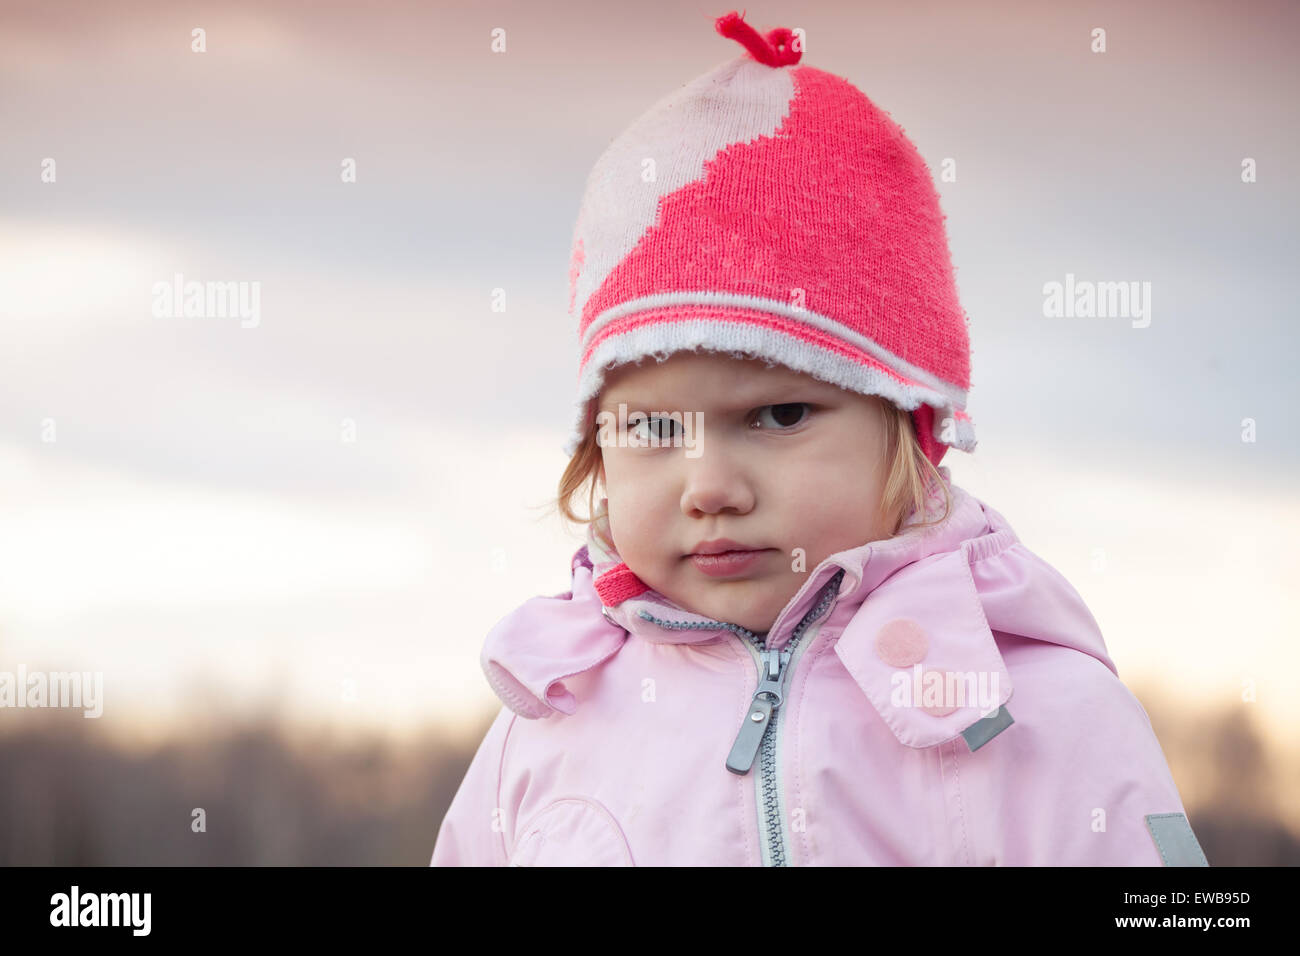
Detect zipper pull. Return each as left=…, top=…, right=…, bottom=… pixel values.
left=726, top=647, right=787, bottom=775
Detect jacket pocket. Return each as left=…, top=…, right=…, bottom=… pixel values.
left=509, top=797, right=635, bottom=867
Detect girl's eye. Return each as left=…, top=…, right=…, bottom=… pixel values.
left=630, top=416, right=681, bottom=441
left=753, top=402, right=811, bottom=430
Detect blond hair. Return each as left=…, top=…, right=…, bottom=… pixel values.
left=552, top=397, right=952, bottom=545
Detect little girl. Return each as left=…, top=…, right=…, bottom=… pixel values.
left=430, top=11, right=1207, bottom=867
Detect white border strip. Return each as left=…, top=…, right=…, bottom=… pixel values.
left=562, top=315, right=978, bottom=458
left=580, top=291, right=969, bottom=408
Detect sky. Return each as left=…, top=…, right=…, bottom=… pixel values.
left=1, top=0, right=1297, bottom=773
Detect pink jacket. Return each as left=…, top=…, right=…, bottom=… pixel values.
left=430, top=480, right=1208, bottom=866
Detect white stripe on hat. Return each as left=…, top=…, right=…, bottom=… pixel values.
left=568, top=56, right=795, bottom=323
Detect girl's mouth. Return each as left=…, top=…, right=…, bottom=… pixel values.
left=688, top=549, right=774, bottom=578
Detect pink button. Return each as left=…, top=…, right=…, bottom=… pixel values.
left=920, top=669, right=958, bottom=717
left=874, top=618, right=929, bottom=667
left=920, top=701, right=958, bottom=717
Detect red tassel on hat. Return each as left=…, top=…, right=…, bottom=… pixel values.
left=715, top=10, right=802, bottom=66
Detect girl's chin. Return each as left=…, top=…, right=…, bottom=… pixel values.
left=680, top=594, right=776, bottom=633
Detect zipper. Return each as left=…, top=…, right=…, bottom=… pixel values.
left=635, top=566, right=845, bottom=867
left=734, top=571, right=842, bottom=866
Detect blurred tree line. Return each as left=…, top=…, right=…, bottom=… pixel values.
left=0, top=683, right=1294, bottom=865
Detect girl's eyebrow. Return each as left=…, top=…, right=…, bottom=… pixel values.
left=600, top=381, right=835, bottom=413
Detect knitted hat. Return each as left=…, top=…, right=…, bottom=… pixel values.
left=563, top=10, right=977, bottom=468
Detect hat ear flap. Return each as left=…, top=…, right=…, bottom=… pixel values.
left=910, top=403, right=948, bottom=470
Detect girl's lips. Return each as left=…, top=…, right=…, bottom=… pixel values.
left=688, top=548, right=774, bottom=578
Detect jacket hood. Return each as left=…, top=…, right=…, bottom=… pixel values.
left=481, top=466, right=1119, bottom=749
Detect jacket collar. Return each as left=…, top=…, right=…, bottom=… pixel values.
left=483, top=467, right=1116, bottom=750
left=584, top=467, right=985, bottom=651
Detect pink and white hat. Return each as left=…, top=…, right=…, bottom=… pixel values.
left=563, top=10, right=977, bottom=468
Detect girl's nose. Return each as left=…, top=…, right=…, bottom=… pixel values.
left=679, top=452, right=756, bottom=517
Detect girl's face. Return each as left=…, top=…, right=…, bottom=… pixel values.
left=597, top=350, right=896, bottom=635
